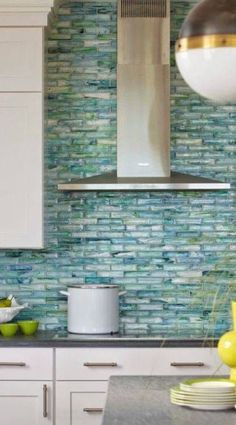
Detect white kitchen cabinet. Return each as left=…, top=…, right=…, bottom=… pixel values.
left=0, top=93, right=44, bottom=248
left=0, top=347, right=53, bottom=380
left=0, top=1, right=52, bottom=249
left=0, top=346, right=229, bottom=425
left=56, top=381, right=107, bottom=425
left=55, top=347, right=229, bottom=425
left=56, top=347, right=228, bottom=380
left=0, top=28, right=43, bottom=92
left=0, top=348, right=53, bottom=425
left=0, top=381, right=53, bottom=425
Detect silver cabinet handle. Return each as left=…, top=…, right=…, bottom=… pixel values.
left=170, top=362, right=205, bottom=367
left=83, top=362, right=118, bottom=367
left=43, top=385, right=48, bottom=418
left=83, top=408, right=103, bottom=413
left=0, top=362, right=26, bottom=367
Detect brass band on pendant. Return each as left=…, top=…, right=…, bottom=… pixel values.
left=176, top=34, right=236, bottom=53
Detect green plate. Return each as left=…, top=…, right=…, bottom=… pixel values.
left=180, top=378, right=236, bottom=392
left=171, top=394, right=236, bottom=403
left=170, top=398, right=235, bottom=410
left=171, top=386, right=236, bottom=399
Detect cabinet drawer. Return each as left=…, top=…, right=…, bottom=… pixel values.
left=156, top=348, right=229, bottom=375
left=56, top=381, right=107, bottom=425
left=0, top=348, right=53, bottom=380
left=56, top=348, right=228, bottom=380
left=0, top=28, right=43, bottom=92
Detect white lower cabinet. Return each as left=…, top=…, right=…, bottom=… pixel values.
left=0, top=348, right=53, bottom=425
left=0, top=346, right=229, bottom=425
left=0, top=381, right=53, bottom=425
left=55, top=347, right=229, bottom=425
left=56, top=381, right=108, bottom=425
left=56, top=347, right=228, bottom=380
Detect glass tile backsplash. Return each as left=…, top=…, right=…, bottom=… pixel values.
left=0, top=0, right=235, bottom=338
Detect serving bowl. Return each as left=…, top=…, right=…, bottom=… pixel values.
left=0, top=323, right=18, bottom=337
left=0, top=297, right=28, bottom=323
left=18, top=320, right=39, bottom=335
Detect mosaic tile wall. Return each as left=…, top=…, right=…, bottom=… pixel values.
left=0, top=0, right=235, bottom=338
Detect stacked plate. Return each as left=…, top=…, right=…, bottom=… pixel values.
left=170, top=378, right=236, bottom=410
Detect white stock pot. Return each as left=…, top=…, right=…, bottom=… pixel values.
left=60, top=285, right=126, bottom=334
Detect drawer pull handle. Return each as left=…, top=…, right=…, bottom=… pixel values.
left=0, top=362, right=26, bottom=367
left=83, top=362, right=118, bottom=367
left=43, top=384, right=48, bottom=418
left=83, top=408, right=103, bottom=413
left=170, top=362, right=205, bottom=367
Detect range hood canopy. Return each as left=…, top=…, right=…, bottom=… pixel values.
left=58, top=0, right=230, bottom=192
left=58, top=172, right=230, bottom=191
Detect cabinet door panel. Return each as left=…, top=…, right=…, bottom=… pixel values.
left=0, top=381, right=53, bottom=425
left=0, top=28, right=43, bottom=91
left=0, top=93, right=43, bottom=248
left=56, top=382, right=107, bottom=425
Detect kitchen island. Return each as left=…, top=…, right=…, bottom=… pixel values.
left=102, top=376, right=234, bottom=425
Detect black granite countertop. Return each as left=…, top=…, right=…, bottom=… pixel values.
left=102, top=376, right=234, bottom=425
left=0, top=331, right=218, bottom=347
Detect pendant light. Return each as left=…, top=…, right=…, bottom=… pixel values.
left=175, top=0, right=236, bottom=103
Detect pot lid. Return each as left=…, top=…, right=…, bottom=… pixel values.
left=68, top=284, right=120, bottom=289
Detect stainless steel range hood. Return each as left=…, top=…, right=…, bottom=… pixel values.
left=58, top=171, right=230, bottom=191
left=58, top=0, right=230, bottom=192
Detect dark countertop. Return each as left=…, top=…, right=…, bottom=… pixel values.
left=0, top=331, right=218, bottom=347
left=102, top=376, right=234, bottom=425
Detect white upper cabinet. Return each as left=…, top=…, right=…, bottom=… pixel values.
left=0, top=1, right=53, bottom=249
left=0, top=1, right=53, bottom=27
left=0, top=28, right=43, bottom=92
left=0, top=93, right=43, bottom=248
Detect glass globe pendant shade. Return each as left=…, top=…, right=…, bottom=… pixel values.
left=175, top=0, right=236, bottom=103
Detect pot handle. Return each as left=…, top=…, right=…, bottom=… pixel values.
left=60, top=290, right=70, bottom=297
left=119, top=291, right=126, bottom=296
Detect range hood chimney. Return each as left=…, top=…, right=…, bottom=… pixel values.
left=117, top=0, right=170, bottom=179
left=58, top=0, right=230, bottom=192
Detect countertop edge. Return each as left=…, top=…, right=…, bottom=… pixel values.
left=0, top=332, right=218, bottom=348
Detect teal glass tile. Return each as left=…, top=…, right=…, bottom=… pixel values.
left=0, top=1, right=235, bottom=337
